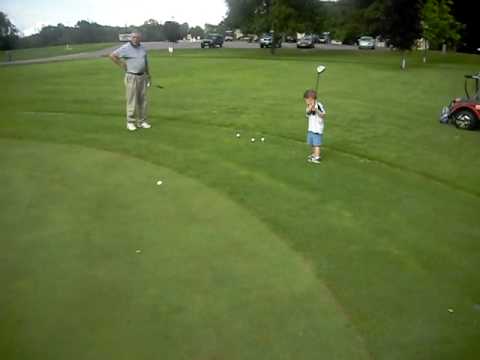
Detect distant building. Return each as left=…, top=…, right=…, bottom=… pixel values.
left=119, top=33, right=131, bottom=42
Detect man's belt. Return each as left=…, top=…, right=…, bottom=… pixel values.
left=127, top=72, right=145, bottom=76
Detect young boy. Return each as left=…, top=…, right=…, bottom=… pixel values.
left=304, top=89, right=326, bottom=164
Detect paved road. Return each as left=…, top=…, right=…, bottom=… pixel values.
left=0, top=45, right=120, bottom=66
left=0, top=41, right=368, bottom=66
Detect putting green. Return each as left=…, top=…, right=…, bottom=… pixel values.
left=0, top=139, right=369, bottom=360
left=2, top=49, right=479, bottom=359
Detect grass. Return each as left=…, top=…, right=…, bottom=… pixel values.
left=1, top=48, right=479, bottom=359
left=0, top=42, right=118, bottom=62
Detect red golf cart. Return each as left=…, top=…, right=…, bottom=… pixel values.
left=441, top=72, right=480, bottom=130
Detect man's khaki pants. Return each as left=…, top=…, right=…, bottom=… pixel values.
left=125, top=73, right=148, bottom=125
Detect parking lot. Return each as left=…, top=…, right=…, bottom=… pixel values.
left=144, top=40, right=375, bottom=51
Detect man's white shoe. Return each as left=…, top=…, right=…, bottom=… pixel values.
left=127, top=123, right=137, bottom=131
left=139, top=122, right=151, bottom=129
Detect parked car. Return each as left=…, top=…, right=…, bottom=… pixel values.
left=358, top=36, right=376, bottom=50
left=224, top=31, right=234, bottom=41
left=201, top=34, right=224, bottom=48
left=297, top=36, right=315, bottom=49
left=260, top=34, right=282, bottom=48
left=318, top=32, right=331, bottom=44
left=285, top=35, right=297, bottom=43
left=238, top=35, right=257, bottom=42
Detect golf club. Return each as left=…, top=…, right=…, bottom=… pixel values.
left=315, top=65, right=326, bottom=93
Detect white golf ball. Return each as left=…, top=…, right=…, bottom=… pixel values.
left=136, top=249, right=142, bottom=254
left=260, top=137, right=265, bottom=142
left=236, top=133, right=241, bottom=138
left=251, top=138, right=256, bottom=142
left=156, top=180, right=163, bottom=185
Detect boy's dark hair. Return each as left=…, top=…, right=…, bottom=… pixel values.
left=303, top=89, right=317, bottom=99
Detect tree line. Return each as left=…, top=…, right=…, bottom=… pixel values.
left=227, top=0, right=478, bottom=54
left=0, top=14, right=209, bottom=50
left=225, top=0, right=464, bottom=50
left=1, top=0, right=477, bottom=55
left=223, top=0, right=473, bottom=67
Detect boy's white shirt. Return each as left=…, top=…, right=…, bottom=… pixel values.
left=306, top=101, right=326, bottom=134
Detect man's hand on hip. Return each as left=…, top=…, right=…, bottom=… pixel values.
left=109, top=53, right=127, bottom=72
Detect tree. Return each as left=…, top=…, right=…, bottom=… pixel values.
left=452, top=0, right=480, bottom=54
left=226, top=1, right=325, bottom=34
left=36, top=24, right=67, bottom=46
left=314, top=0, right=385, bottom=44
left=383, top=0, right=424, bottom=69
left=204, top=22, right=227, bottom=35
left=0, top=12, right=19, bottom=50
left=141, top=19, right=164, bottom=41
left=224, top=0, right=258, bottom=31
left=190, top=26, right=205, bottom=39
left=225, top=0, right=326, bottom=52
left=422, top=0, right=462, bottom=52
left=179, top=23, right=189, bottom=39
left=74, top=20, right=98, bottom=43
left=163, top=21, right=181, bottom=42
left=362, top=0, right=387, bottom=35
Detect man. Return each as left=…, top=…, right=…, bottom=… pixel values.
left=110, top=32, right=152, bottom=131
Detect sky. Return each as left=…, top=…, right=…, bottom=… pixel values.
left=2, top=0, right=229, bottom=36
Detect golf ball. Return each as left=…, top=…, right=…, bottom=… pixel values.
left=156, top=180, right=163, bottom=185
left=136, top=249, right=142, bottom=254
left=236, top=133, right=241, bottom=138
left=260, top=137, right=265, bottom=142
left=251, top=138, right=256, bottom=142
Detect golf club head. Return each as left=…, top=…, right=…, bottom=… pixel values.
left=317, top=65, right=326, bottom=74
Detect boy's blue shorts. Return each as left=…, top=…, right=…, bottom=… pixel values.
left=307, top=131, right=323, bottom=146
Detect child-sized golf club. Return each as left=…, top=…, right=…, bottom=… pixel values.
left=315, top=65, right=326, bottom=93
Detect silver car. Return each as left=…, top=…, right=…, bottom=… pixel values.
left=297, top=36, right=315, bottom=49
left=358, top=36, right=376, bottom=50
left=260, top=34, right=282, bottom=48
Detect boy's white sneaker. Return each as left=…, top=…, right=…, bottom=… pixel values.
left=139, top=122, right=151, bottom=129
left=127, top=123, right=137, bottom=131
left=308, top=157, right=321, bottom=164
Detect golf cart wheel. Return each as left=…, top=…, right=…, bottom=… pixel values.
left=453, top=109, right=478, bottom=130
